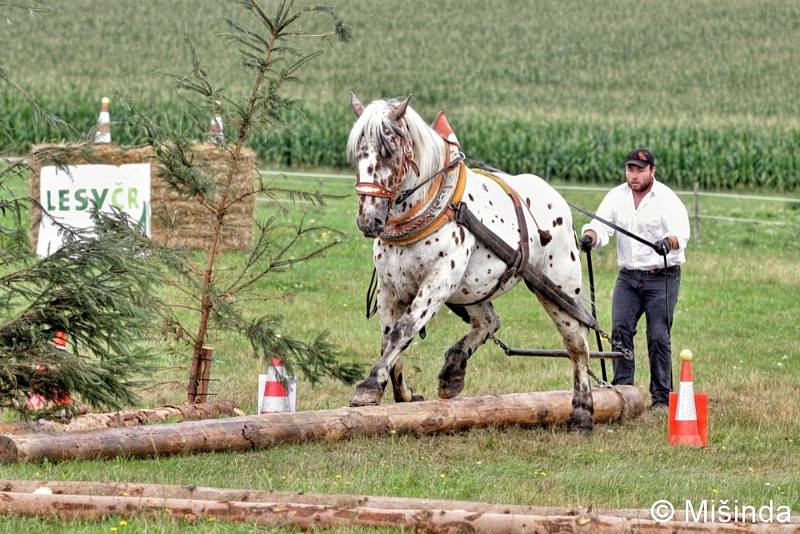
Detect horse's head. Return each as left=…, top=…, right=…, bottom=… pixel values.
left=347, top=94, right=419, bottom=238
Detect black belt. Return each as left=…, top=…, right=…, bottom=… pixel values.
left=622, top=266, right=681, bottom=276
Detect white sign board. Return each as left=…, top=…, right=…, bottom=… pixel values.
left=36, top=163, right=151, bottom=257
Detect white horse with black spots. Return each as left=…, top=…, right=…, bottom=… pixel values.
left=347, top=95, right=594, bottom=433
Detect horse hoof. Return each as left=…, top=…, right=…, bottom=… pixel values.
left=350, top=394, right=380, bottom=407
left=437, top=373, right=465, bottom=399
left=568, top=410, right=594, bottom=435
left=350, top=381, right=383, bottom=407
left=392, top=390, right=425, bottom=403
left=437, top=383, right=463, bottom=400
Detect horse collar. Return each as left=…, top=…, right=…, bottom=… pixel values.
left=379, top=141, right=465, bottom=245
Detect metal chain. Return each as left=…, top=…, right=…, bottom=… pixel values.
left=593, top=326, right=634, bottom=360
left=587, top=367, right=630, bottom=420
left=490, top=334, right=511, bottom=354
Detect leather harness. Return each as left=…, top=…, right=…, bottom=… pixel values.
left=356, top=118, right=598, bottom=329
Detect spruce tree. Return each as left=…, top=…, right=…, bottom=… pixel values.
left=1, top=3, right=162, bottom=417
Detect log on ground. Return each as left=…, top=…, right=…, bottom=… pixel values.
left=0, top=387, right=643, bottom=464
left=1, top=491, right=797, bottom=533
left=0, top=401, right=243, bottom=435
left=1, top=478, right=576, bottom=516
left=12, top=479, right=798, bottom=527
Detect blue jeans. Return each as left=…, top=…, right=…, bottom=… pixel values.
left=611, top=267, right=681, bottom=405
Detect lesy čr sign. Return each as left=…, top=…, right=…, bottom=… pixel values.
left=36, top=163, right=151, bottom=257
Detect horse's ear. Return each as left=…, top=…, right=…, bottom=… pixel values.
left=389, top=94, right=412, bottom=121
left=350, top=92, right=365, bottom=117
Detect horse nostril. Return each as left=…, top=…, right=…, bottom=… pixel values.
left=373, top=218, right=383, bottom=228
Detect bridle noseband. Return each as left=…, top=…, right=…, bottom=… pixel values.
left=355, top=137, right=463, bottom=209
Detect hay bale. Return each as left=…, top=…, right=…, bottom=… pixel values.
left=29, top=143, right=256, bottom=251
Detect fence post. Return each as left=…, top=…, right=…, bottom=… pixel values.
left=693, top=182, right=701, bottom=242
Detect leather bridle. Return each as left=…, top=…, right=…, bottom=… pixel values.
left=355, top=136, right=462, bottom=209
left=355, top=138, right=419, bottom=205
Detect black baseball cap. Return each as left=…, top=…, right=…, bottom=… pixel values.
left=625, top=148, right=655, bottom=168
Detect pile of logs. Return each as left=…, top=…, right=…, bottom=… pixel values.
left=1, top=480, right=797, bottom=532
left=1, top=387, right=644, bottom=464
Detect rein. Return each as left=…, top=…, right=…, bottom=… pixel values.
left=393, top=151, right=464, bottom=206
left=568, top=201, right=674, bottom=342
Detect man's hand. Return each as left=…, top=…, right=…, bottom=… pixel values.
left=653, top=238, right=671, bottom=256
left=579, top=234, right=594, bottom=253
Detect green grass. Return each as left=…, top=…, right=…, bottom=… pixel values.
left=3, top=0, right=800, bottom=188
left=1, top=166, right=799, bottom=531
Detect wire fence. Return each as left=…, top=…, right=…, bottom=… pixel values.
left=258, top=169, right=799, bottom=235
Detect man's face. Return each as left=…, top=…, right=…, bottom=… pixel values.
left=625, top=164, right=655, bottom=193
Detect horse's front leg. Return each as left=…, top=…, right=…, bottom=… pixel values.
left=350, top=260, right=467, bottom=407
left=373, top=282, right=423, bottom=403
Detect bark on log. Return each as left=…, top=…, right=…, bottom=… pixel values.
left=0, top=401, right=243, bottom=435
left=0, top=387, right=643, bottom=464
left=0, top=492, right=796, bottom=533
left=1, top=479, right=573, bottom=516
left=6, top=479, right=797, bottom=527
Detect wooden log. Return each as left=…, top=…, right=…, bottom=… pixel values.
left=7, top=479, right=797, bottom=527
left=0, top=401, right=243, bottom=435
left=0, top=491, right=796, bottom=533
left=0, top=387, right=643, bottom=464
left=0, top=479, right=616, bottom=517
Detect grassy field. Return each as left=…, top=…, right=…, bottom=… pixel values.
left=2, top=0, right=799, bottom=530
left=2, top=0, right=800, bottom=188
left=1, top=165, right=799, bottom=531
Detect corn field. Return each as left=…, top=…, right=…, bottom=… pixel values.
left=2, top=0, right=799, bottom=190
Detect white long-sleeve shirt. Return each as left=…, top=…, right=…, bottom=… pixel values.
left=581, top=180, right=690, bottom=270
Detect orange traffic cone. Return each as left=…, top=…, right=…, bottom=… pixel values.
left=668, top=349, right=708, bottom=447
left=95, top=97, right=111, bottom=143
left=258, top=357, right=296, bottom=414
left=53, top=330, right=67, bottom=350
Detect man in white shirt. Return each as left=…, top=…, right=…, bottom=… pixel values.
left=579, top=148, right=690, bottom=409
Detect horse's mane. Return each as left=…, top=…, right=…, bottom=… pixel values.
left=347, top=98, right=444, bottom=183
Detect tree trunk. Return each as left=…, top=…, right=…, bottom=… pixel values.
left=0, top=387, right=642, bottom=464
left=187, top=346, right=214, bottom=403
left=0, top=491, right=795, bottom=533
left=0, top=401, right=241, bottom=435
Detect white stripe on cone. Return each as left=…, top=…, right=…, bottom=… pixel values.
left=675, top=380, right=697, bottom=421
left=257, top=360, right=296, bottom=414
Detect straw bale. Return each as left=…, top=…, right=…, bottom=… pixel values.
left=29, top=143, right=256, bottom=251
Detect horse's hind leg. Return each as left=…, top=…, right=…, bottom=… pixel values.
left=438, top=302, right=501, bottom=399
left=536, top=295, right=594, bottom=433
